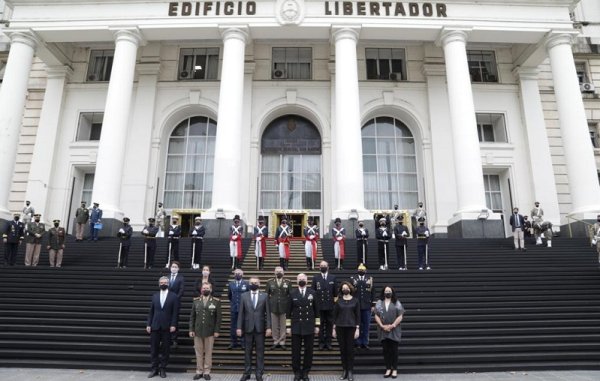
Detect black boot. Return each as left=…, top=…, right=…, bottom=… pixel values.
left=347, top=371, right=354, bottom=381
left=339, top=369, right=348, bottom=380
left=340, top=259, right=344, bottom=270
left=306, top=257, right=311, bottom=269
left=280, top=258, right=285, bottom=268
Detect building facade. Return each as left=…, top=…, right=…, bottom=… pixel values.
left=0, top=0, right=599, bottom=238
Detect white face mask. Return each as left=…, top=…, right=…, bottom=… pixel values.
left=202, top=271, right=210, bottom=277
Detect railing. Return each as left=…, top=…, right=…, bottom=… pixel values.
left=565, top=215, right=596, bottom=244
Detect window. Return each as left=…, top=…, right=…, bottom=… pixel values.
left=362, top=117, right=418, bottom=209
left=590, top=123, right=599, bottom=148
left=272, top=47, right=312, bottom=80
left=178, top=48, right=219, bottom=80
left=476, top=113, right=507, bottom=143
left=468, top=50, right=498, bottom=83
left=483, top=174, right=503, bottom=212
left=576, top=62, right=589, bottom=84
left=366, top=48, right=406, bottom=80
left=81, top=173, right=95, bottom=206
left=87, top=50, right=114, bottom=82
left=76, top=112, right=103, bottom=141
left=164, top=116, right=217, bottom=209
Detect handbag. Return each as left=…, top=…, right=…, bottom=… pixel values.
left=94, top=222, right=103, bottom=230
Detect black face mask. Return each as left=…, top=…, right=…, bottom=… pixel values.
left=358, top=224, right=364, bottom=228
left=358, top=271, right=365, bottom=276
left=159, top=284, right=168, bottom=291
left=298, top=280, right=307, bottom=287
left=320, top=267, right=328, bottom=273
left=235, top=274, right=242, bottom=280
left=384, top=292, right=393, bottom=299
left=342, top=289, right=350, bottom=295
left=14, top=217, right=19, bottom=221
left=249, top=284, right=259, bottom=291
left=276, top=273, right=283, bottom=279
left=54, top=223, right=59, bottom=227
left=34, top=219, right=40, bottom=223
left=202, top=290, right=211, bottom=297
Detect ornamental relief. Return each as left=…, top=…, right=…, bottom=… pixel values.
left=276, top=0, right=305, bottom=25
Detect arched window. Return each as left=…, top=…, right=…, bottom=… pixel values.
left=362, top=117, right=418, bottom=209
left=164, top=116, right=216, bottom=209
left=260, top=115, right=322, bottom=210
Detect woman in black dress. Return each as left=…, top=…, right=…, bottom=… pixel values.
left=333, top=281, right=361, bottom=381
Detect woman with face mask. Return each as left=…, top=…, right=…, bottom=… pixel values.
left=194, top=265, right=217, bottom=297
left=332, top=281, right=360, bottom=381
left=374, top=286, right=405, bottom=379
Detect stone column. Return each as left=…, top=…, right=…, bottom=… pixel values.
left=91, top=29, right=142, bottom=225
left=546, top=33, right=600, bottom=218
left=513, top=67, right=560, bottom=226
left=209, top=27, right=248, bottom=218
left=332, top=27, right=366, bottom=217
left=24, top=65, right=73, bottom=222
left=0, top=31, right=38, bottom=220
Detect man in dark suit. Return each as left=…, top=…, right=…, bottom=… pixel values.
left=287, top=273, right=320, bottom=381
left=228, top=268, right=249, bottom=349
left=509, top=207, right=527, bottom=251
left=146, top=276, right=180, bottom=379
left=167, top=261, right=185, bottom=349
left=237, top=277, right=271, bottom=381
left=311, top=260, right=336, bottom=350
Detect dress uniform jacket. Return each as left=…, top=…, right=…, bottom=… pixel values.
left=143, top=225, right=160, bottom=243
left=3, top=220, right=24, bottom=243
left=89, top=207, right=103, bottom=224
left=25, top=222, right=45, bottom=244
left=311, top=273, right=337, bottom=311
left=47, top=227, right=66, bottom=250
left=393, top=224, right=409, bottom=246
left=228, top=280, right=249, bottom=314
left=266, top=277, right=292, bottom=315
left=189, top=296, right=222, bottom=338
left=287, top=288, right=319, bottom=335
left=168, top=225, right=182, bottom=241
left=118, top=225, right=133, bottom=247
left=415, top=225, right=430, bottom=246
left=75, top=206, right=89, bottom=224
left=350, top=275, right=376, bottom=310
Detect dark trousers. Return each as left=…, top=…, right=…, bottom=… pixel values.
left=318, top=309, right=334, bottom=346
left=243, top=332, right=265, bottom=376
left=381, top=339, right=399, bottom=370
left=336, top=326, right=356, bottom=371
left=119, top=244, right=130, bottom=267
left=150, top=329, right=171, bottom=371
left=378, top=241, right=389, bottom=267
left=192, top=239, right=203, bottom=264
left=356, top=241, right=368, bottom=266
left=146, top=241, right=156, bottom=267
left=356, top=309, right=371, bottom=346
left=167, top=239, right=179, bottom=264
left=417, top=244, right=428, bottom=268
left=292, top=333, right=314, bottom=377
left=229, top=311, right=244, bottom=347
left=395, top=244, right=406, bottom=268
left=4, top=243, right=19, bottom=265
left=89, top=223, right=99, bottom=241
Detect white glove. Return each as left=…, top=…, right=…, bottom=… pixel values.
left=119, top=228, right=125, bottom=234
left=425, top=231, right=430, bottom=237
left=168, top=231, right=174, bottom=236
left=232, top=235, right=238, bottom=240
left=257, top=236, right=262, bottom=241
left=192, top=230, right=197, bottom=236
left=337, top=237, right=342, bottom=241
left=401, top=232, right=407, bottom=237
left=143, top=229, right=148, bottom=234
left=593, top=239, right=597, bottom=245
left=310, top=235, right=315, bottom=240
left=383, top=232, right=388, bottom=237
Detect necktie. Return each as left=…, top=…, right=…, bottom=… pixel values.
left=171, top=274, right=175, bottom=284
left=252, top=293, right=257, bottom=308
left=301, top=289, right=305, bottom=298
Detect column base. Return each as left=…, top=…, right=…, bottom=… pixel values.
left=202, top=218, right=247, bottom=239
left=447, top=212, right=504, bottom=238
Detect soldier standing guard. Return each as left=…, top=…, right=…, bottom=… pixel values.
left=254, top=216, right=268, bottom=270
left=266, top=266, right=291, bottom=350
left=88, top=202, right=102, bottom=241
left=166, top=216, right=182, bottom=267
left=275, top=219, right=292, bottom=270
left=287, top=273, right=320, bottom=381
left=155, top=202, right=167, bottom=238
left=393, top=216, right=409, bottom=270
left=189, top=282, right=222, bottom=381
left=229, top=215, right=243, bottom=270
left=376, top=218, right=390, bottom=270
left=331, top=218, right=346, bottom=269
left=415, top=217, right=431, bottom=270
left=592, top=215, right=600, bottom=265
left=22, top=200, right=35, bottom=230
left=142, top=218, right=159, bottom=269
left=75, top=201, right=89, bottom=241
left=117, top=217, right=133, bottom=268
left=3, top=213, right=24, bottom=266
left=531, top=201, right=545, bottom=245
left=312, top=261, right=336, bottom=350
left=24, top=214, right=45, bottom=266
left=304, top=217, right=319, bottom=270
left=350, top=264, right=376, bottom=349
left=190, top=217, right=205, bottom=269
left=411, top=202, right=426, bottom=237
left=47, top=219, right=66, bottom=267
left=355, top=221, right=369, bottom=267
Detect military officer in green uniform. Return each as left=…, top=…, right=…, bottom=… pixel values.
left=47, top=219, right=66, bottom=267
left=75, top=201, right=89, bottom=241
left=24, top=214, right=45, bottom=266
left=189, top=282, right=222, bottom=381
left=265, top=266, right=292, bottom=350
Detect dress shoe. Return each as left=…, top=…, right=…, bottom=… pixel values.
left=159, top=369, right=167, bottom=378
left=303, top=377, right=310, bottom=381
left=360, top=344, right=370, bottom=350
left=147, top=370, right=159, bottom=378
left=326, top=344, right=333, bottom=350
left=227, top=344, right=235, bottom=349
left=256, top=375, right=263, bottom=381
left=280, top=345, right=287, bottom=350
left=204, top=375, right=211, bottom=380
left=383, top=371, right=391, bottom=378
left=240, top=344, right=245, bottom=350
left=240, top=375, right=250, bottom=381
left=318, top=344, right=325, bottom=350
left=340, top=370, right=348, bottom=380
left=293, top=375, right=301, bottom=381
left=391, top=371, right=397, bottom=379
left=193, top=374, right=203, bottom=380
left=271, top=344, right=278, bottom=350
left=347, top=371, right=354, bottom=381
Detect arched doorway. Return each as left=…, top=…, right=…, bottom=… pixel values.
left=259, top=115, right=322, bottom=236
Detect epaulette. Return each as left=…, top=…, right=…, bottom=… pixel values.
left=212, top=297, right=220, bottom=301
left=193, top=296, right=202, bottom=301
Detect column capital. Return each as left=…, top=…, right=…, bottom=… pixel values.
left=45, top=65, right=74, bottom=80
left=111, top=28, right=144, bottom=47
left=545, top=32, right=577, bottom=51
left=4, top=29, right=41, bottom=50
left=219, top=26, right=250, bottom=44
left=512, top=66, right=539, bottom=81
left=331, top=26, right=361, bottom=43
left=438, top=28, right=471, bottom=47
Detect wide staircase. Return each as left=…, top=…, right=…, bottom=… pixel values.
left=1, top=236, right=599, bottom=373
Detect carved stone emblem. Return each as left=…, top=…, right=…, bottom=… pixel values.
left=276, top=0, right=304, bottom=25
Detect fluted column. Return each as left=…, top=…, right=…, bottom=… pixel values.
left=332, top=26, right=365, bottom=215
left=513, top=67, right=560, bottom=225
left=546, top=33, right=600, bottom=216
left=25, top=65, right=73, bottom=222
left=441, top=29, right=487, bottom=214
left=91, top=29, right=142, bottom=220
left=210, top=27, right=248, bottom=217
left=0, top=31, right=38, bottom=220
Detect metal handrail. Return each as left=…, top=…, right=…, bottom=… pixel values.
left=565, top=215, right=595, bottom=242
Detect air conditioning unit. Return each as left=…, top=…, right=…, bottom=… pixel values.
left=580, top=82, right=596, bottom=93
left=180, top=71, right=189, bottom=78
left=389, top=72, right=401, bottom=81
left=272, top=69, right=286, bottom=79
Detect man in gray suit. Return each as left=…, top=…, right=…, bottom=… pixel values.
left=237, top=277, right=272, bottom=381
